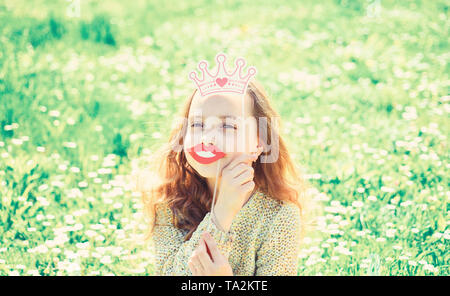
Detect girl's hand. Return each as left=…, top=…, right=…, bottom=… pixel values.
left=213, top=146, right=264, bottom=232
left=188, top=232, right=233, bottom=276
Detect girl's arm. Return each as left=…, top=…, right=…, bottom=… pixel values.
left=255, top=203, right=302, bottom=276
left=151, top=202, right=234, bottom=275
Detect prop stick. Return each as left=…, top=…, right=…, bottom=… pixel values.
left=211, top=158, right=222, bottom=212
left=207, top=157, right=222, bottom=259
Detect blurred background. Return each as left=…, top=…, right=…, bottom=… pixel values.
left=0, top=0, right=448, bottom=275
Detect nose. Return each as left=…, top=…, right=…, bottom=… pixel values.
left=201, top=127, right=218, bottom=146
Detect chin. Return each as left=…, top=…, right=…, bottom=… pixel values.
left=191, top=165, right=217, bottom=178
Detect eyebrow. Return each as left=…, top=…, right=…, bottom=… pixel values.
left=189, top=115, right=238, bottom=120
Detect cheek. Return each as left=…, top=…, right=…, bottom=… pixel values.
left=245, top=120, right=259, bottom=151
left=230, top=128, right=258, bottom=153
left=183, top=131, right=199, bottom=149
left=222, top=131, right=238, bottom=152
left=184, top=149, right=195, bottom=167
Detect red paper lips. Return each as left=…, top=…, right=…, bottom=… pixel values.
left=187, top=143, right=226, bottom=164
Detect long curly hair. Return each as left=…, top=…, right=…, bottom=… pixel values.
left=136, top=79, right=314, bottom=242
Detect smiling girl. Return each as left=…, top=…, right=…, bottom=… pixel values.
left=136, top=69, right=312, bottom=276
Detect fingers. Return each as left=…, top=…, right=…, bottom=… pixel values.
left=235, top=167, right=254, bottom=185
left=240, top=179, right=255, bottom=192
left=189, top=238, right=213, bottom=276
left=197, top=239, right=213, bottom=269
left=188, top=255, right=202, bottom=276
left=230, top=163, right=254, bottom=180
left=202, top=232, right=222, bottom=263
left=188, top=259, right=199, bottom=275
left=189, top=254, right=205, bottom=275
left=222, top=152, right=258, bottom=173
left=221, top=145, right=263, bottom=180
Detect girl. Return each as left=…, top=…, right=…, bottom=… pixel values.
left=136, top=78, right=312, bottom=276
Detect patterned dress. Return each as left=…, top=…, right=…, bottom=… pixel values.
left=151, top=190, right=302, bottom=276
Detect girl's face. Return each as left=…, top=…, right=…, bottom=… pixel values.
left=183, top=91, right=259, bottom=178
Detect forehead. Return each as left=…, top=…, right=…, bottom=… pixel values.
left=189, top=91, right=254, bottom=119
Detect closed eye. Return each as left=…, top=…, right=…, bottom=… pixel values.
left=191, top=122, right=203, bottom=128
left=223, top=123, right=237, bottom=129
left=190, top=122, right=236, bottom=129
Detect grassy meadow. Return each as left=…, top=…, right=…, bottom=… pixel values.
left=0, top=0, right=448, bottom=275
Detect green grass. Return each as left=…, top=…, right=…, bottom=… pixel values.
left=0, top=0, right=448, bottom=275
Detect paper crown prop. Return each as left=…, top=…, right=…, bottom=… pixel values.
left=188, top=52, right=257, bottom=97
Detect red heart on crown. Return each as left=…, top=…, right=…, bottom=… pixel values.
left=216, top=77, right=228, bottom=87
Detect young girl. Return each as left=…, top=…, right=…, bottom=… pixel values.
left=137, top=77, right=312, bottom=276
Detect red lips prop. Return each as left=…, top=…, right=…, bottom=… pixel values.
left=187, top=143, right=226, bottom=164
